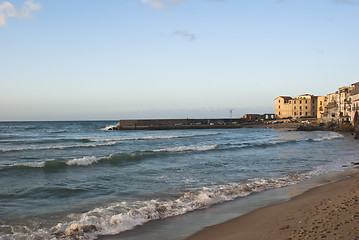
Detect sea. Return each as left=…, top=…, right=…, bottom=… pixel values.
left=0, top=121, right=358, bottom=240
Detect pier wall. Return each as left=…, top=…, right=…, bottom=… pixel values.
left=117, top=118, right=244, bottom=130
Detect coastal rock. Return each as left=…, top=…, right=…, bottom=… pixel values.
left=296, top=124, right=326, bottom=131
left=0, top=225, right=13, bottom=235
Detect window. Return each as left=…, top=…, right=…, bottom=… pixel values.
left=294, top=112, right=297, bottom=116
left=312, top=100, right=315, bottom=104
left=300, top=106, right=302, bottom=110
left=279, top=105, right=280, bottom=109
left=305, top=100, right=307, bottom=104
left=294, top=101, right=296, bottom=104
left=305, top=112, right=308, bottom=116
left=320, top=101, right=323, bottom=106
left=300, top=112, right=302, bottom=116
left=305, top=106, right=307, bottom=109
left=279, top=112, right=281, bottom=115
left=289, top=101, right=291, bottom=103
left=294, top=106, right=296, bottom=110
left=319, top=106, right=323, bottom=111
left=279, top=100, right=281, bottom=103
left=300, top=100, right=302, bottom=104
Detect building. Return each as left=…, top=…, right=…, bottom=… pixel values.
left=338, top=86, right=353, bottom=123
left=242, top=114, right=275, bottom=122
left=322, top=92, right=338, bottom=123
left=350, top=82, right=359, bottom=129
left=275, top=81, right=359, bottom=127
left=274, top=96, right=293, bottom=118
left=317, top=96, right=326, bottom=119
left=275, top=94, right=319, bottom=119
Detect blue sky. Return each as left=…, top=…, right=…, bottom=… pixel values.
left=1, top=0, right=358, bottom=121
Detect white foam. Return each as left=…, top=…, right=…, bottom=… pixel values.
left=87, top=133, right=220, bottom=143
left=0, top=142, right=117, bottom=152
left=99, top=124, right=119, bottom=131
left=311, top=132, right=344, bottom=142
left=7, top=161, right=46, bottom=168
left=151, top=144, right=218, bottom=152
left=66, top=156, right=101, bottom=166
left=39, top=173, right=311, bottom=240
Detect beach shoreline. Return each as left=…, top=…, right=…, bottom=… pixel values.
left=99, top=168, right=359, bottom=240
left=186, top=169, right=359, bottom=240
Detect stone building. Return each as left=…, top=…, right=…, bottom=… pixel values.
left=322, top=92, right=338, bottom=123
left=350, top=82, right=359, bottom=129
left=317, top=96, right=326, bottom=119
left=274, top=96, right=293, bottom=118
left=338, top=86, right=352, bottom=123
left=275, top=94, right=319, bottom=119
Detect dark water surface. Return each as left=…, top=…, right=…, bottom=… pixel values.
left=0, top=121, right=357, bottom=239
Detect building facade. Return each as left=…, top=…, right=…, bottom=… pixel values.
left=338, top=86, right=352, bottom=122
left=350, top=82, right=359, bottom=129
left=275, top=94, right=319, bottom=119
left=275, top=82, right=359, bottom=127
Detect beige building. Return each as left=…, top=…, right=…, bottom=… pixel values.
left=317, top=96, right=326, bottom=119
left=338, top=86, right=353, bottom=122
left=350, top=82, right=359, bottom=128
left=274, top=96, right=293, bottom=119
left=322, top=92, right=338, bottom=123
left=275, top=94, right=320, bottom=119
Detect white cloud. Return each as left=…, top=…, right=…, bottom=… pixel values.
left=173, top=28, right=197, bottom=41
left=0, top=0, right=41, bottom=26
left=141, top=0, right=186, bottom=9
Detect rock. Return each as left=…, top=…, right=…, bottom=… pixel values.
left=0, top=225, right=13, bottom=234
left=278, top=225, right=290, bottom=230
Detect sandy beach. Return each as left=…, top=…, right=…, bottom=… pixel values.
left=187, top=171, right=359, bottom=240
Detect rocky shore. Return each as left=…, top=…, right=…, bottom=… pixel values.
left=295, top=122, right=359, bottom=139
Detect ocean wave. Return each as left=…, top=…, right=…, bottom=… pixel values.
left=2, top=153, right=155, bottom=171
left=309, top=132, right=344, bottom=142
left=67, top=156, right=101, bottom=166
left=0, top=142, right=117, bottom=153
left=149, top=144, right=219, bottom=153
left=222, top=132, right=344, bottom=151
left=86, top=133, right=220, bottom=143
left=99, top=124, right=119, bottom=131
left=2, top=173, right=313, bottom=240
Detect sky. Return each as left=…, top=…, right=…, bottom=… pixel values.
left=0, top=0, right=358, bottom=121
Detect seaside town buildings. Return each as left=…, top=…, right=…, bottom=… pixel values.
left=275, top=94, right=319, bottom=119
left=275, top=81, right=359, bottom=129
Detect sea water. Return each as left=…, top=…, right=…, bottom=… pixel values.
left=0, top=121, right=358, bottom=239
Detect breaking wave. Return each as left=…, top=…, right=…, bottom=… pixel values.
left=2, top=153, right=157, bottom=171
left=86, top=133, right=220, bottom=143
left=0, top=142, right=117, bottom=153
left=99, top=124, right=119, bottom=131
left=2, top=173, right=313, bottom=240
left=149, top=144, right=219, bottom=153
left=309, top=132, right=343, bottom=142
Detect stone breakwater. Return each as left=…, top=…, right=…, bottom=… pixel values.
left=114, top=119, right=245, bottom=130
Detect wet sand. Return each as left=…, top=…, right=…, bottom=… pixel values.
left=187, top=172, right=359, bottom=240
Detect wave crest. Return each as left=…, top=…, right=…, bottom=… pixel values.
left=0, top=142, right=117, bottom=153
left=22, top=173, right=312, bottom=239
left=150, top=144, right=219, bottom=152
